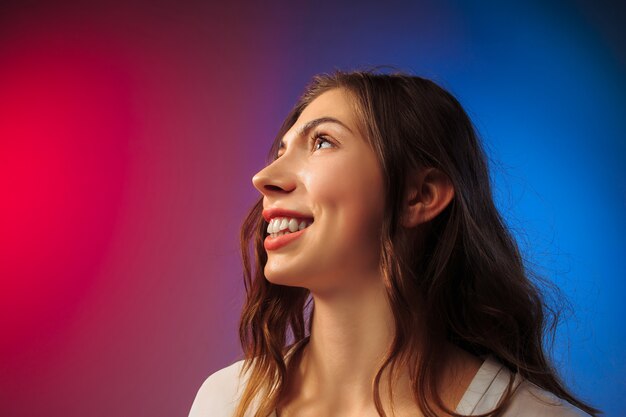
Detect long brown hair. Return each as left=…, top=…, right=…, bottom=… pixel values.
left=234, top=69, right=600, bottom=417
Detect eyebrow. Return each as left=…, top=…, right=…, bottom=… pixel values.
left=279, top=116, right=353, bottom=148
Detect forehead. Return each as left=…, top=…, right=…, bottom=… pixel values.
left=288, top=88, right=359, bottom=136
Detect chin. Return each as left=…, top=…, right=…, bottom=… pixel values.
left=263, top=264, right=310, bottom=288
left=264, top=271, right=299, bottom=287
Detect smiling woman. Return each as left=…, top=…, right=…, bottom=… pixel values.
left=188, top=70, right=600, bottom=417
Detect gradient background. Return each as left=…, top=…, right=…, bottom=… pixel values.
left=0, top=0, right=624, bottom=416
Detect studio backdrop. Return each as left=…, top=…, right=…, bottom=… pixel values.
left=0, top=1, right=624, bottom=416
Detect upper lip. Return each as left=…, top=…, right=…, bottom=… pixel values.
left=262, top=207, right=314, bottom=222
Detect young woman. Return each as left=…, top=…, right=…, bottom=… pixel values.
left=189, top=70, right=599, bottom=417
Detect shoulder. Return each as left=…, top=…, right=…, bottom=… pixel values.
left=188, top=359, right=248, bottom=417
left=462, top=355, right=593, bottom=417
left=187, top=341, right=306, bottom=417
left=502, top=379, right=592, bottom=417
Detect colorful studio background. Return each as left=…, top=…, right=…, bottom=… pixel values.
left=1, top=1, right=624, bottom=416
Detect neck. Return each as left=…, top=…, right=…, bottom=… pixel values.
left=311, top=280, right=392, bottom=380
left=290, top=275, right=404, bottom=411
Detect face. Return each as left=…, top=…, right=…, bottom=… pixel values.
left=252, top=88, right=386, bottom=294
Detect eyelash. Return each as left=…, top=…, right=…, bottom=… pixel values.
left=310, top=132, right=334, bottom=152
left=275, top=132, right=334, bottom=159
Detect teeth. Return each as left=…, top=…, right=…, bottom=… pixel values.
left=268, top=218, right=280, bottom=233
left=266, top=216, right=313, bottom=238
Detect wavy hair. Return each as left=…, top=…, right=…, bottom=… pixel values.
left=234, top=69, right=599, bottom=417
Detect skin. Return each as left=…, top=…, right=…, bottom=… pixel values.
left=252, top=88, right=482, bottom=417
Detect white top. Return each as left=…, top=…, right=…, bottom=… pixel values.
left=189, top=352, right=590, bottom=417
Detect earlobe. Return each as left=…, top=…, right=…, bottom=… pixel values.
left=401, top=167, right=455, bottom=228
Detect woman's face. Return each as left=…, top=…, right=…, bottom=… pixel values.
left=252, top=88, right=386, bottom=294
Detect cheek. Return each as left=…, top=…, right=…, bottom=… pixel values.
left=341, top=180, right=384, bottom=245
left=312, top=158, right=385, bottom=251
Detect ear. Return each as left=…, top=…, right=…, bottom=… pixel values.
left=401, top=167, right=455, bottom=228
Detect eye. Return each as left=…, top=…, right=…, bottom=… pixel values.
left=274, top=133, right=334, bottom=160
left=311, top=133, right=334, bottom=152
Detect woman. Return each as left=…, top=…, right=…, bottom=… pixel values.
left=189, top=70, right=599, bottom=417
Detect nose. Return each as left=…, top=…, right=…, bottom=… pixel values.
left=252, top=158, right=297, bottom=196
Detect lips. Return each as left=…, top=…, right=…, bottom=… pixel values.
left=262, top=207, right=314, bottom=223
left=262, top=207, right=314, bottom=251
left=263, top=226, right=309, bottom=251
